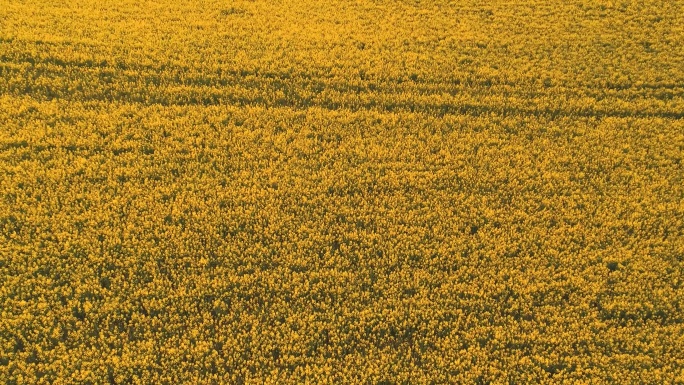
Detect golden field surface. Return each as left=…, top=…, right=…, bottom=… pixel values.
left=1, top=0, right=683, bottom=383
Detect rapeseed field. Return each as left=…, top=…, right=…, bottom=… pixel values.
left=1, top=0, right=683, bottom=383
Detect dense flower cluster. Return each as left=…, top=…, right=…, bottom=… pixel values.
left=1, top=0, right=683, bottom=384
